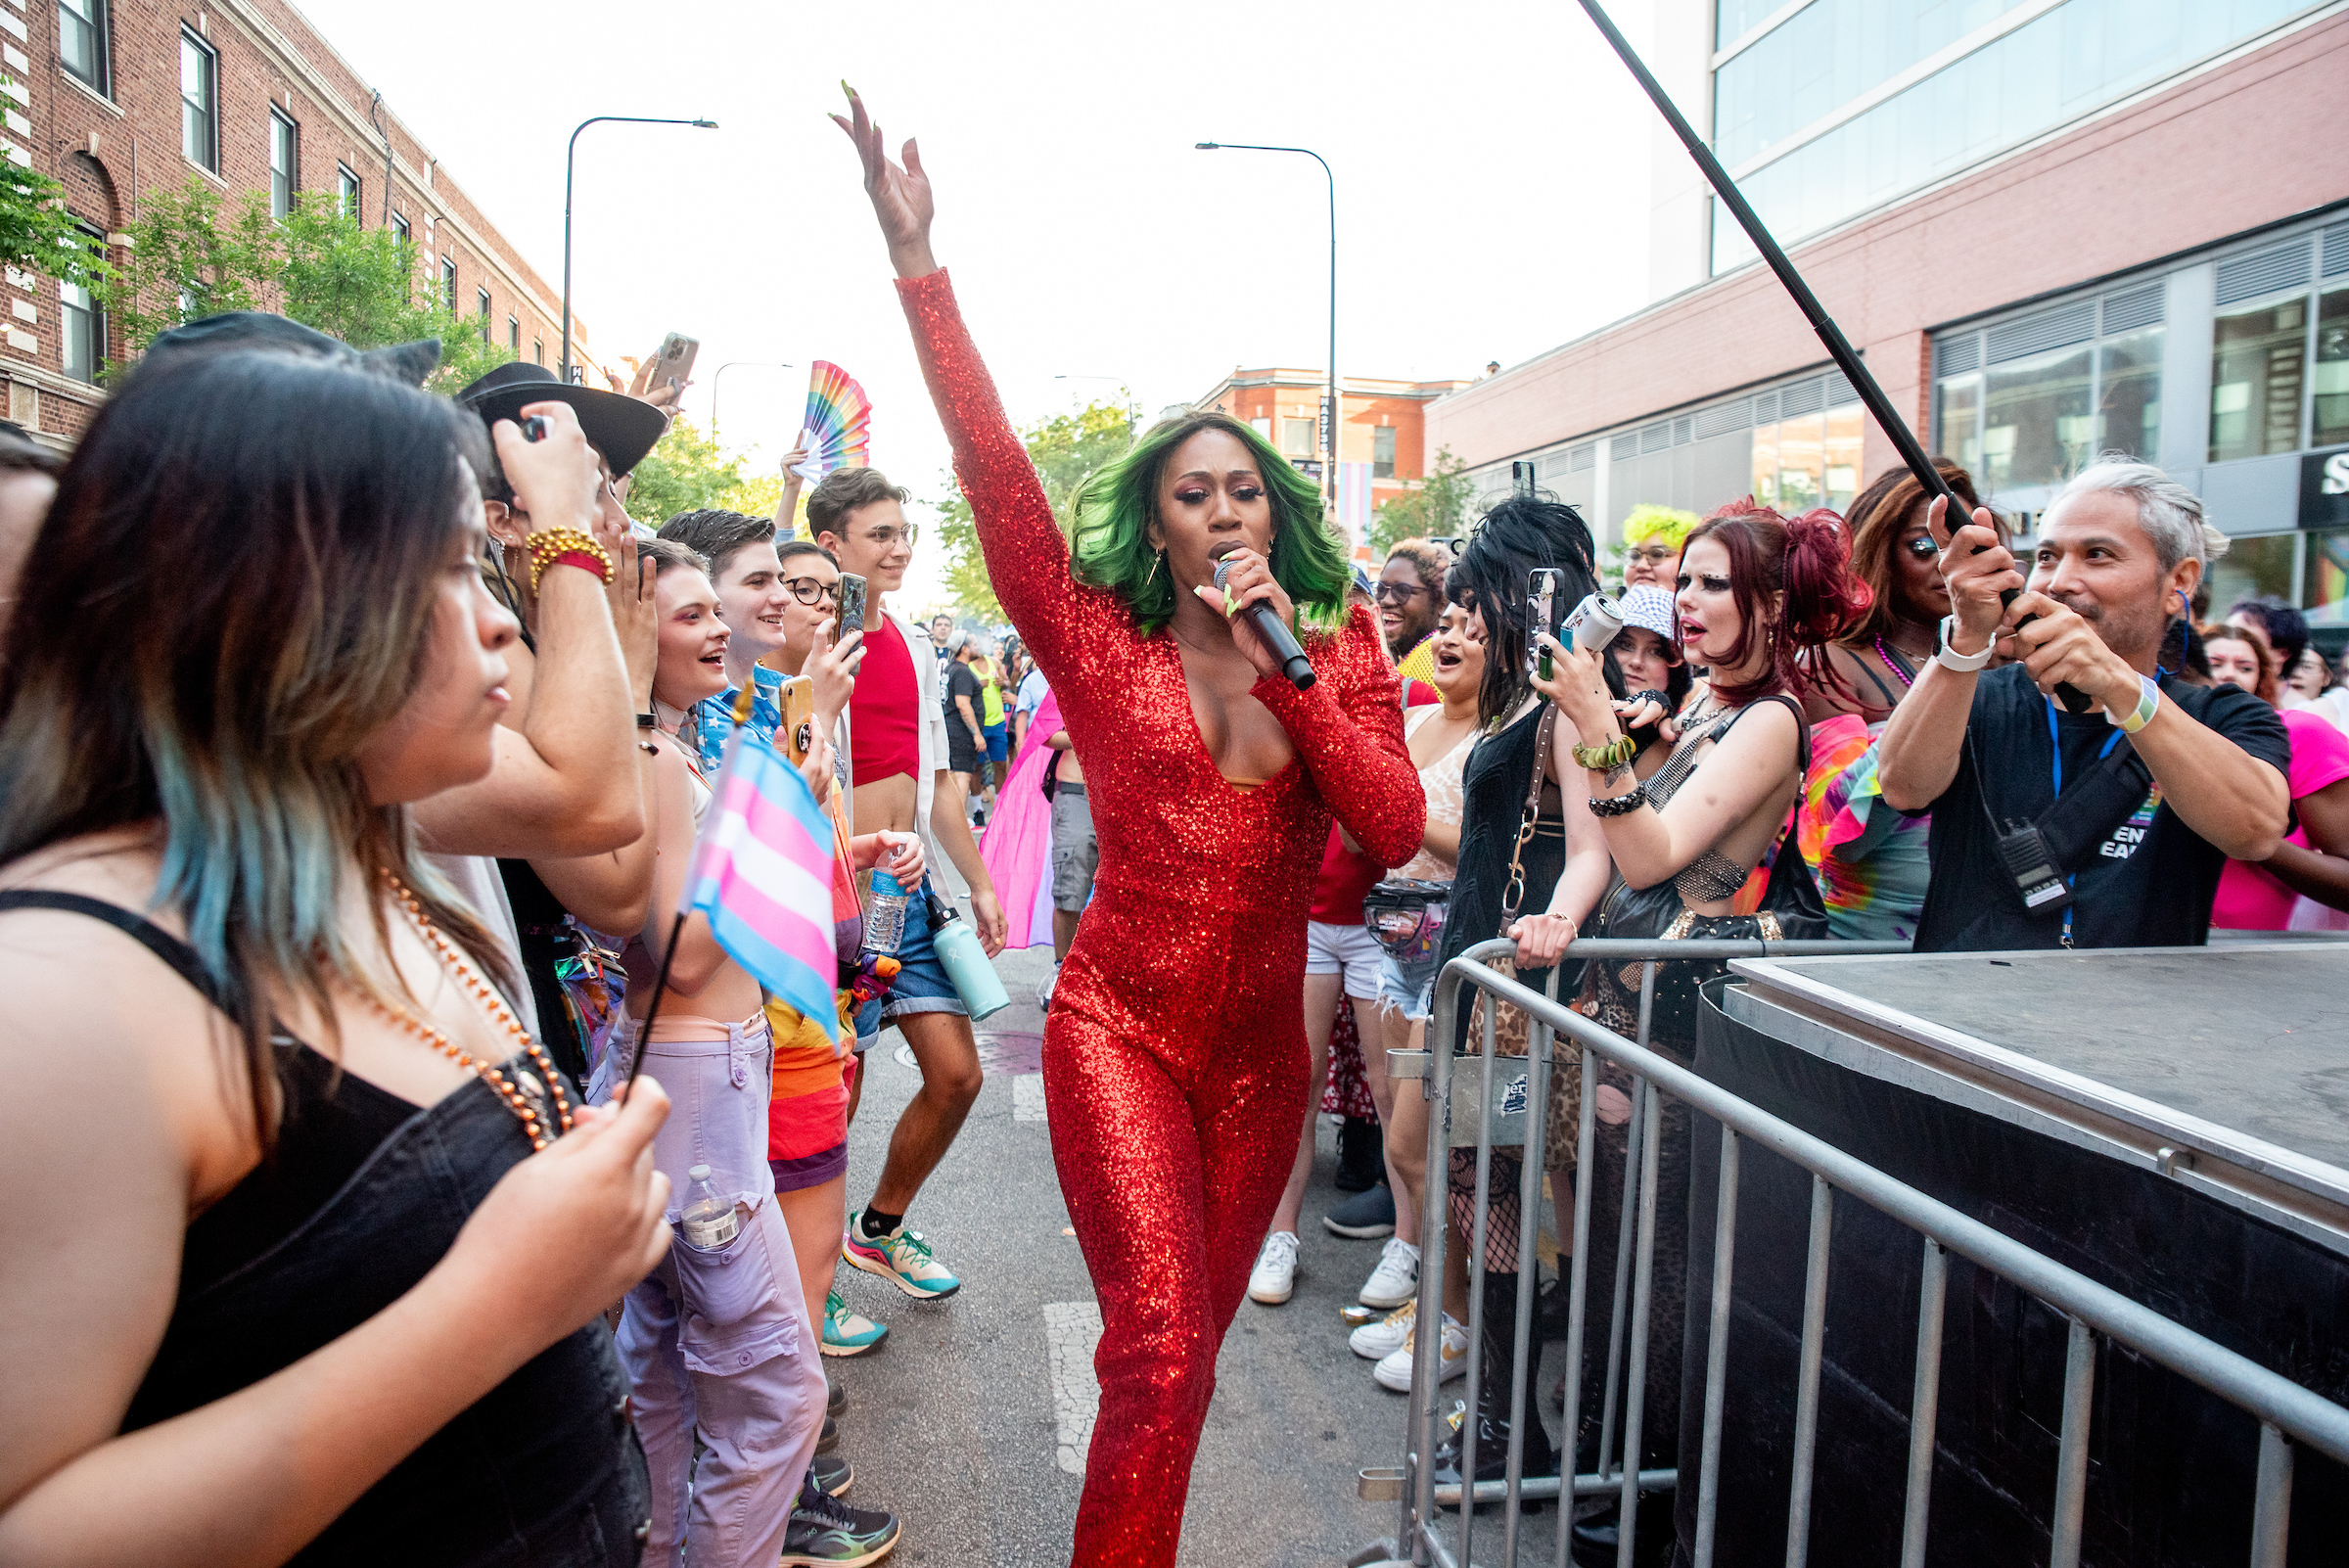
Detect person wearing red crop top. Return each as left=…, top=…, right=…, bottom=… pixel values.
left=838, top=92, right=1425, bottom=1567
left=806, top=462, right=1007, bottom=1308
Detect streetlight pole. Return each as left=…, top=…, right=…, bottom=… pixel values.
left=562, top=115, right=717, bottom=386
left=712, top=360, right=794, bottom=445
left=1195, top=142, right=1335, bottom=509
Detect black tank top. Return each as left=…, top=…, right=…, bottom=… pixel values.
left=1436, top=705, right=1572, bottom=1041
left=0, top=891, right=649, bottom=1567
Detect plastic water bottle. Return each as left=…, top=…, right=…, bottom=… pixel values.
left=863, top=869, right=909, bottom=957
left=678, top=1165, right=739, bottom=1252
left=927, top=892, right=1012, bottom=1021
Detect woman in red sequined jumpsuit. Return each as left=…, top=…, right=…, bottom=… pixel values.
left=840, top=97, right=1425, bottom=1565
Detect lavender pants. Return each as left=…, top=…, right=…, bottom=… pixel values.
left=596, top=1019, right=825, bottom=1568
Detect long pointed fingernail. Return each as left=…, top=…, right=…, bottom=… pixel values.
left=842, top=80, right=856, bottom=98
left=1193, top=585, right=1213, bottom=601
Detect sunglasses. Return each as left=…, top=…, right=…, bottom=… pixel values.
left=782, top=576, right=841, bottom=607
left=1371, top=580, right=1428, bottom=606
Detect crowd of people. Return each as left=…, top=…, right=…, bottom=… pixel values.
left=0, top=82, right=2326, bottom=1568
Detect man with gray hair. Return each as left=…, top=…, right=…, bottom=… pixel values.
left=1880, top=454, right=2290, bottom=951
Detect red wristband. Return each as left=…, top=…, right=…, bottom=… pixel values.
left=551, top=549, right=609, bottom=583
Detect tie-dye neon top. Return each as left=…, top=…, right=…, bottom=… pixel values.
left=1795, top=713, right=1932, bottom=944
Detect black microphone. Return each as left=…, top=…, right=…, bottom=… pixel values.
left=1212, top=549, right=1315, bottom=691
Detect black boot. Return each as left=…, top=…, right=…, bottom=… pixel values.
left=1433, top=1271, right=1557, bottom=1507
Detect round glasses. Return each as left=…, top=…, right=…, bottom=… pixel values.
left=782, top=576, right=841, bottom=607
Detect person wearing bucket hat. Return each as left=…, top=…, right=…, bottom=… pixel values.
left=1607, top=582, right=1693, bottom=776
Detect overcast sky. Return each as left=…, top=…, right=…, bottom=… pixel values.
left=299, top=0, right=1684, bottom=610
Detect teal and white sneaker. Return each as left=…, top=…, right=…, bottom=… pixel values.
left=778, top=1484, right=899, bottom=1565
left=822, top=1289, right=890, bottom=1358
left=842, top=1211, right=961, bottom=1300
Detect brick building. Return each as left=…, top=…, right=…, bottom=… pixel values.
left=1429, top=2, right=2349, bottom=628
left=5, top=0, right=593, bottom=442
left=1190, top=366, right=1471, bottom=557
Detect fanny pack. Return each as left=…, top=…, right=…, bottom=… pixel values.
left=1363, top=877, right=1451, bottom=957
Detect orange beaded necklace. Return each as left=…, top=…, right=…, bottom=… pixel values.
left=373, top=868, right=576, bottom=1151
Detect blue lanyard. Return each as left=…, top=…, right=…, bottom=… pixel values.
left=2046, top=701, right=2124, bottom=946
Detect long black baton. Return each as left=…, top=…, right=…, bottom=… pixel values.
left=1575, top=0, right=2091, bottom=712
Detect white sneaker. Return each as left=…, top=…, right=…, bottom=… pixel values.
left=1350, top=1298, right=1415, bottom=1360
left=1359, top=1236, right=1421, bottom=1310
left=1248, top=1230, right=1300, bottom=1305
left=1375, top=1312, right=1468, bottom=1393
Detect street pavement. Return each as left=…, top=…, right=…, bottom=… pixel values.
left=824, top=939, right=1419, bottom=1568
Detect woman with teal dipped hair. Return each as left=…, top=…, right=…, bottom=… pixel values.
left=840, top=87, right=1425, bottom=1567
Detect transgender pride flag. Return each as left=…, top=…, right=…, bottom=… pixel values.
left=1337, top=461, right=1374, bottom=546
left=679, top=724, right=840, bottom=1045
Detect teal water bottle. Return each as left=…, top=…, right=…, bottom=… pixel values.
left=926, top=892, right=1010, bottom=1021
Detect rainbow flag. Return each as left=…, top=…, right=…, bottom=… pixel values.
left=679, top=722, right=840, bottom=1045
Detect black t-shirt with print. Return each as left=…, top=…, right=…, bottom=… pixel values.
left=945, top=662, right=982, bottom=732
left=1914, top=665, right=2289, bottom=953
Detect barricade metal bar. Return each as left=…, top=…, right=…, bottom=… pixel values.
left=1691, top=1125, right=1742, bottom=1568
left=1501, top=973, right=1562, bottom=1563
left=1782, top=1176, right=1833, bottom=1568
left=1616, top=1082, right=1664, bottom=1568
left=2049, top=1317, right=2096, bottom=1568
left=1898, top=1238, right=1947, bottom=1568
left=2250, top=1423, right=2292, bottom=1568
left=1444, top=1466, right=1678, bottom=1506
left=1595, top=961, right=1660, bottom=1492
left=1407, top=945, right=1472, bottom=1564
left=1449, top=948, right=2349, bottom=1465
left=1456, top=992, right=1499, bottom=1568
left=1552, top=1042, right=1599, bottom=1568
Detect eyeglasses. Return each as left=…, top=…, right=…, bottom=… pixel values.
left=782, top=576, right=840, bottom=607
left=863, top=524, right=919, bottom=549
left=1371, top=580, right=1428, bottom=606
left=1625, top=545, right=1678, bottom=565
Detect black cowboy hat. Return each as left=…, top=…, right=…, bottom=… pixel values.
left=136, top=310, right=443, bottom=387
left=456, top=360, right=667, bottom=480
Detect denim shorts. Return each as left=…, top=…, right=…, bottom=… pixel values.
left=1375, top=902, right=1451, bottom=1023
left=852, top=882, right=970, bottom=1039
left=984, top=722, right=1008, bottom=762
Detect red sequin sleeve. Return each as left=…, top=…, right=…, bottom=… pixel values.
left=894, top=269, right=1124, bottom=678
left=1253, top=606, right=1425, bottom=868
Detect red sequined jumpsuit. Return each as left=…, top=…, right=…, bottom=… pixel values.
left=898, top=271, right=1425, bottom=1566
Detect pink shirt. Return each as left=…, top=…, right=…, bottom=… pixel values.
left=2212, top=708, right=2349, bottom=930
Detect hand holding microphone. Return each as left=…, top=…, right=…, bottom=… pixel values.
left=1203, top=544, right=1315, bottom=691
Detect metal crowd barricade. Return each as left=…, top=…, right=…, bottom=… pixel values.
left=1350, top=937, right=2349, bottom=1568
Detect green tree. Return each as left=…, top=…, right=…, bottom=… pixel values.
left=624, top=415, right=744, bottom=528
left=102, top=179, right=512, bottom=391
left=932, top=396, right=1134, bottom=619
left=1367, top=446, right=1473, bottom=558
left=0, top=163, right=111, bottom=284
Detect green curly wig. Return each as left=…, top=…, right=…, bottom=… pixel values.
left=1063, top=409, right=1353, bottom=636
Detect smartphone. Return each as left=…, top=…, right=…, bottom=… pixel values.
left=1528, top=569, right=1562, bottom=680
left=837, top=574, right=867, bottom=637
left=778, top=676, right=815, bottom=765
left=649, top=332, right=699, bottom=392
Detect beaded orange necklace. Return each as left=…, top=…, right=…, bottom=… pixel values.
left=374, top=868, right=576, bottom=1151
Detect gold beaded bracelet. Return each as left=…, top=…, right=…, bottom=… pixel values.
left=526, top=527, right=615, bottom=592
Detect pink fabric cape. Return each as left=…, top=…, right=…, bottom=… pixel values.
left=980, top=688, right=1063, bottom=950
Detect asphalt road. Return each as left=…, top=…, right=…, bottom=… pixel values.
left=823, top=939, right=1421, bottom=1568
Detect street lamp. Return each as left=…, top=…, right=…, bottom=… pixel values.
left=1055, top=373, right=1138, bottom=436
left=712, top=360, right=794, bottom=444
left=1195, top=141, right=1336, bottom=503
left=562, top=115, right=718, bottom=386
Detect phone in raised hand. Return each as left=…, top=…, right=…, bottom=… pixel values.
left=648, top=333, right=699, bottom=394
left=1528, top=569, right=1561, bottom=680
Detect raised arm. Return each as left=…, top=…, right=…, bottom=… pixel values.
left=834, top=88, right=1125, bottom=673
left=1250, top=608, right=1424, bottom=868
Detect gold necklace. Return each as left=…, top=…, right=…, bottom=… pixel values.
left=373, top=869, right=576, bottom=1151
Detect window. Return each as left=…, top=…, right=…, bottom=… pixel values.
left=2210, top=283, right=2349, bottom=463
left=508, top=315, right=520, bottom=354
left=440, top=256, right=457, bottom=313
left=268, top=111, right=298, bottom=219
left=1713, top=0, right=2311, bottom=274
left=337, top=164, right=360, bottom=220
left=1372, top=424, right=1397, bottom=480
left=1250, top=415, right=1271, bottom=439
left=1280, top=416, right=1315, bottom=458
left=60, top=232, right=103, bottom=385
left=532, top=338, right=543, bottom=365
left=1936, top=287, right=2165, bottom=498
left=59, top=0, right=109, bottom=94
left=1749, top=379, right=1865, bottom=515
left=391, top=211, right=410, bottom=247
left=477, top=288, right=491, bottom=345
left=180, top=31, right=217, bottom=172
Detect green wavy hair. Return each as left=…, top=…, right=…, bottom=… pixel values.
left=1065, top=409, right=1352, bottom=636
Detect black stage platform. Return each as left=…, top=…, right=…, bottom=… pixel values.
left=1678, top=945, right=2349, bottom=1566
